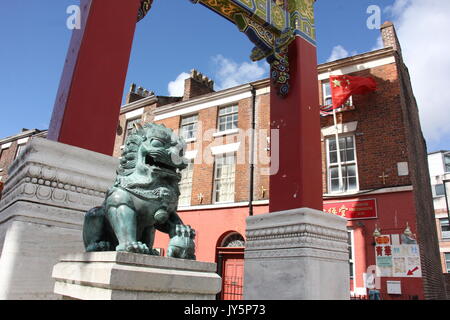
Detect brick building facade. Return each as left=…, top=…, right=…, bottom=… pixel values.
left=0, top=23, right=446, bottom=299
left=0, top=129, right=47, bottom=196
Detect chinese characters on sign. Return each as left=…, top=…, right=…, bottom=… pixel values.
left=374, top=235, right=422, bottom=278
left=324, top=199, right=377, bottom=220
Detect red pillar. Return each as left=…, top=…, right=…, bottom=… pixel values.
left=270, top=37, right=322, bottom=212
left=47, top=0, right=142, bottom=155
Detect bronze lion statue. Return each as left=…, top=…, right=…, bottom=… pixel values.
left=83, top=122, right=195, bottom=259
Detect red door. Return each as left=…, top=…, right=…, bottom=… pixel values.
left=219, top=251, right=244, bottom=300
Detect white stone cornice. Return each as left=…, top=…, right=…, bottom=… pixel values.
left=120, top=95, right=157, bottom=114
left=0, top=129, right=44, bottom=145
left=318, top=48, right=396, bottom=79
left=154, top=84, right=254, bottom=120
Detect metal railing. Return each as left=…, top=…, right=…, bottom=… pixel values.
left=222, top=276, right=243, bottom=300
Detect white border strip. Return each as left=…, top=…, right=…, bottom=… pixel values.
left=211, top=142, right=241, bottom=155
left=125, top=107, right=144, bottom=120
left=319, top=56, right=396, bottom=80
left=154, top=91, right=252, bottom=121
left=1, top=142, right=11, bottom=150
left=184, top=150, right=198, bottom=160
left=17, top=137, right=29, bottom=145
left=322, top=121, right=358, bottom=137
left=324, top=185, right=413, bottom=198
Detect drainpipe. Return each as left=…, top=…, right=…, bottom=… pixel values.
left=249, top=85, right=256, bottom=216
left=216, top=252, right=224, bottom=300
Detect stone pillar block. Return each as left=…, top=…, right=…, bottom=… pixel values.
left=243, top=208, right=350, bottom=300
left=52, top=252, right=222, bottom=300
left=0, top=138, right=118, bottom=299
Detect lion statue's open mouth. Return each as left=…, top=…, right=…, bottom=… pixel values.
left=82, top=122, right=196, bottom=259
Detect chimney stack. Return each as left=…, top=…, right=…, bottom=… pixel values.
left=183, top=69, right=215, bottom=101
left=126, top=83, right=154, bottom=104
left=380, top=21, right=403, bottom=57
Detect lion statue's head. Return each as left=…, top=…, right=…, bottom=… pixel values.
left=116, top=123, right=188, bottom=187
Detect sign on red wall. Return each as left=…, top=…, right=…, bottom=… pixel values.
left=324, top=198, right=377, bottom=220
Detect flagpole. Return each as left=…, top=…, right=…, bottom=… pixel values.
left=328, top=67, right=344, bottom=193
left=333, top=106, right=344, bottom=192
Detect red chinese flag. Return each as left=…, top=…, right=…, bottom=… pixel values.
left=330, top=75, right=377, bottom=108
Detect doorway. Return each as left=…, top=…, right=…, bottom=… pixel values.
left=216, top=232, right=245, bottom=300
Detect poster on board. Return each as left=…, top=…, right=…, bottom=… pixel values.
left=374, top=235, right=422, bottom=278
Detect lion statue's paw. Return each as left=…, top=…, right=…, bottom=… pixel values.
left=117, top=241, right=150, bottom=254
left=167, top=225, right=196, bottom=260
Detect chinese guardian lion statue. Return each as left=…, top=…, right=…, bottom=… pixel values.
left=83, top=122, right=196, bottom=260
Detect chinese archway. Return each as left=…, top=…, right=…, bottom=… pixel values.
left=47, top=0, right=322, bottom=212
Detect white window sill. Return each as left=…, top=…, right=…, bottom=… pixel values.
left=213, top=200, right=235, bottom=205
left=184, top=138, right=196, bottom=143
left=213, top=129, right=239, bottom=137
left=324, top=190, right=360, bottom=197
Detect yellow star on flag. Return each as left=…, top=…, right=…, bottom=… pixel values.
left=332, top=79, right=341, bottom=87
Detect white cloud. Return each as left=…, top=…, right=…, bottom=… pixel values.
left=327, top=45, right=358, bottom=63
left=384, top=0, right=450, bottom=148
left=384, top=0, right=411, bottom=17
left=211, top=54, right=269, bottom=90
left=168, top=72, right=190, bottom=97
left=327, top=45, right=350, bottom=62
left=167, top=55, right=269, bottom=96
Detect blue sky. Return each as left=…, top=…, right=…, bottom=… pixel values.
left=0, top=0, right=448, bottom=152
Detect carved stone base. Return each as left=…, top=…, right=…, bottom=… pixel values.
left=52, top=252, right=222, bottom=300
left=243, top=208, right=350, bottom=300
left=0, top=138, right=117, bottom=299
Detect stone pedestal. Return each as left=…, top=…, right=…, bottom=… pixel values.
left=0, top=138, right=117, bottom=299
left=52, top=252, right=222, bottom=300
left=243, top=208, right=350, bottom=300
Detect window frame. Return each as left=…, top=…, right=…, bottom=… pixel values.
left=180, top=114, right=198, bottom=141
left=217, top=105, right=239, bottom=133
left=0, top=148, right=4, bottom=170
left=212, top=153, right=236, bottom=204
left=178, top=159, right=194, bottom=207
left=445, top=253, right=450, bottom=273
left=440, top=218, right=450, bottom=240
left=434, top=184, right=445, bottom=198
left=14, top=143, right=26, bottom=160
left=326, top=134, right=359, bottom=194
left=322, top=80, right=353, bottom=109
left=444, top=154, right=450, bottom=173
left=123, top=117, right=142, bottom=145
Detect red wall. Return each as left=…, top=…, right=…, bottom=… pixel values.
left=153, top=205, right=268, bottom=263
left=154, top=190, right=425, bottom=299
left=344, top=190, right=424, bottom=299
